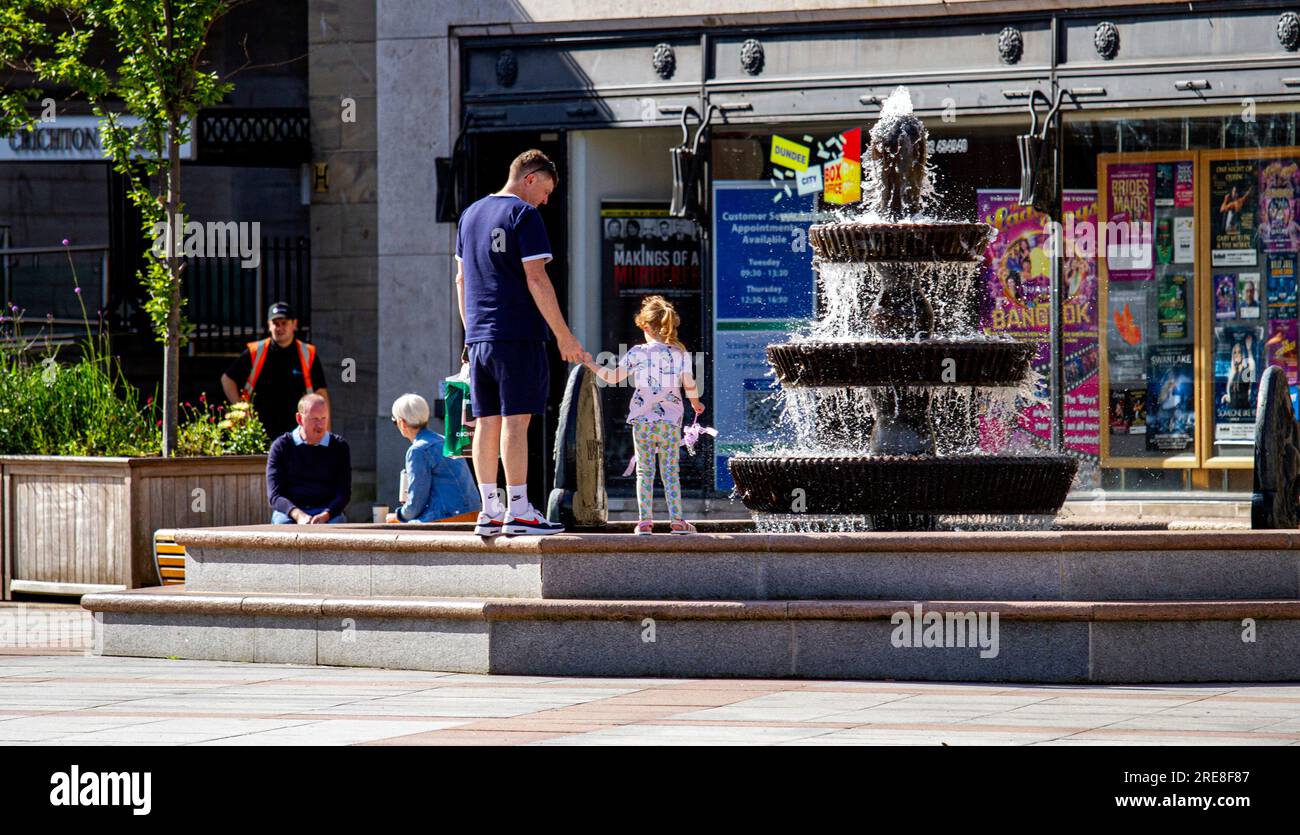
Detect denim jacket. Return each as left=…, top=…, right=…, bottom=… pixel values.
left=395, top=428, right=479, bottom=522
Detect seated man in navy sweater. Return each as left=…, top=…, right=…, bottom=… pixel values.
left=267, top=393, right=351, bottom=524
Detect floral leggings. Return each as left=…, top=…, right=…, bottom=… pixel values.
left=632, top=419, right=683, bottom=522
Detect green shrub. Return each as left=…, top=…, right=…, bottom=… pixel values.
left=0, top=306, right=267, bottom=458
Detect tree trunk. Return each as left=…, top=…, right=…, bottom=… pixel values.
left=161, top=115, right=181, bottom=457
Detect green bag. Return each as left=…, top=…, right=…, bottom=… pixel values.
left=443, top=365, right=474, bottom=458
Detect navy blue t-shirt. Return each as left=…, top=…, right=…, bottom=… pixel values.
left=456, top=194, right=552, bottom=343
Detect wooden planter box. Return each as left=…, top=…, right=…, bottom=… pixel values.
left=0, top=455, right=266, bottom=598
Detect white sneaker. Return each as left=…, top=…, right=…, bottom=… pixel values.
left=503, top=506, right=565, bottom=536
left=474, top=508, right=506, bottom=537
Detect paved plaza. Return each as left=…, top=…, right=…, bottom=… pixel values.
left=2, top=605, right=1299, bottom=746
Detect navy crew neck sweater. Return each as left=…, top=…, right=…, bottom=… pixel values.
left=266, top=431, right=352, bottom=518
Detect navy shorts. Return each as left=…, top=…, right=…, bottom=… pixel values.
left=468, top=340, right=550, bottom=417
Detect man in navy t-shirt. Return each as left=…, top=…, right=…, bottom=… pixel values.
left=456, top=149, right=584, bottom=537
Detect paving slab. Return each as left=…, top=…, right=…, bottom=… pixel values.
left=5, top=654, right=1300, bottom=745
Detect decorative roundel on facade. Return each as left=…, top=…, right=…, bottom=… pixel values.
left=1278, top=12, right=1300, bottom=51
left=652, top=43, right=676, bottom=80
left=997, top=26, right=1024, bottom=64
left=496, top=49, right=518, bottom=87
left=1093, top=21, right=1120, bottom=60
left=740, top=38, right=765, bottom=75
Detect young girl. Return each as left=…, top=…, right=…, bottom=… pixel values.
left=584, top=295, right=704, bottom=534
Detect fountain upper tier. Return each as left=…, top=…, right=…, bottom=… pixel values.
left=809, top=86, right=996, bottom=263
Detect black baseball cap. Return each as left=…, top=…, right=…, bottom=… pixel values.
left=268, top=302, right=295, bottom=321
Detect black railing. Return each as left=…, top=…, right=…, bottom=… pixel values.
left=184, top=236, right=310, bottom=355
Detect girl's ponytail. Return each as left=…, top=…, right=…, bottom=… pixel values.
left=634, top=295, right=687, bottom=353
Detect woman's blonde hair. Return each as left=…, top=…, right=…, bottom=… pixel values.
left=634, top=295, right=686, bottom=352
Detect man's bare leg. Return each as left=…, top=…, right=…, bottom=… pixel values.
left=470, top=416, right=508, bottom=536
left=501, top=413, right=531, bottom=488
left=472, top=415, right=503, bottom=490
left=500, top=412, right=561, bottom=533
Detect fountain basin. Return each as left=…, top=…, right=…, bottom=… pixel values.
left=729, top=454, right=1078, bottom=516
left=82, top=525, right=1300, bottom=682
left=809, top=221, right=996, bottom=262
left=768, top=339, right=1036, bottom=387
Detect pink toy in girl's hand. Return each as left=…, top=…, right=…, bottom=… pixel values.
left=622, top=416, right=716, bottom=476
left=681, top=414, right=717, bottom=456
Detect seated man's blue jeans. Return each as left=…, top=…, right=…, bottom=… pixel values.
left=271, top=506, right=348, bottom=524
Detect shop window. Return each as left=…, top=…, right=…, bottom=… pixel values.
left=1082, top=108, right=1300, bottom=484
left=1203, top=147, right=1300, bottom=464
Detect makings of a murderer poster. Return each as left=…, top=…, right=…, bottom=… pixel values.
left=599, top=201, right=704, bottom=485
left=978, top=190, right=1099, bottom=480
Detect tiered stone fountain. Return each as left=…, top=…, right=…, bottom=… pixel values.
left=729, top=89, right=1078, bottom=529
left=84, top=88, right=1298, bottom=685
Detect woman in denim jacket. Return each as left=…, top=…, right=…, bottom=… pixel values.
left=388, top=394, right=479, bottom=523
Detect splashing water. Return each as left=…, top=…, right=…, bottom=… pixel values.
left=800, top=260, right=987, bottom=341
left=730, top=84, right=1073, bottom=530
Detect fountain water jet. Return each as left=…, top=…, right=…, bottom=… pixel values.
left=728, top=87, right=1077, bottom=530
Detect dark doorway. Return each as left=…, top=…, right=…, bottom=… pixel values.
left=465, top=130, right=570, bottom=506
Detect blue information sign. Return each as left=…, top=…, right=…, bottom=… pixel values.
left=713, top=181, right=816, bottom=322
left=711, top=181, right=817, bottom=491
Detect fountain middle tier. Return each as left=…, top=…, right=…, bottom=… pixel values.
left=768, top=338, right=1036, bottom=388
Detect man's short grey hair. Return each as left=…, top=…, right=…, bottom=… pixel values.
left=298, top=393, right=327, bottom=415
left=392, top=393, right=430, bottom=428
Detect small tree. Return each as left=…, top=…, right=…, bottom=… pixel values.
left=0, top=0, right=245, bottom=455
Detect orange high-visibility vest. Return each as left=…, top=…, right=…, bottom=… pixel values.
left=241, top=338, right=317, bottom=401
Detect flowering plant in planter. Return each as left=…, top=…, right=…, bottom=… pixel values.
left=0, top=305, right=268, bottom=457
left=176, top=399, right=268, bottom=457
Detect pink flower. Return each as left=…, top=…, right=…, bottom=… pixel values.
left=61, top=238, right=69, bottom=246
left=73, top=287, right=81, bottom=295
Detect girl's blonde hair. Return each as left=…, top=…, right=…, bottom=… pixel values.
left=634, top=295, right=686, bottom=352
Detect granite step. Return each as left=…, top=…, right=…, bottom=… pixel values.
left=82, top=588, right=1300, bottom=683
left=168, top=527, right=1300, bottom=602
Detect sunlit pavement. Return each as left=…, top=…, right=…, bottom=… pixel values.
left=2, top=605, right=1299, bottom=746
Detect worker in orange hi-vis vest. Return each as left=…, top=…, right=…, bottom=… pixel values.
left=221, top=302, right=329, bottom=440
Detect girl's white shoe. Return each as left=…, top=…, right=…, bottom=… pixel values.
left=635, top=520, right=655, bottom=535
left=670, top=520, right=697, bottom=535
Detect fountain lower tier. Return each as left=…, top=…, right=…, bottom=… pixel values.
left=768, top=340, right=1036, bottom=387
left=728, top=454, right=1079, bottom=518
